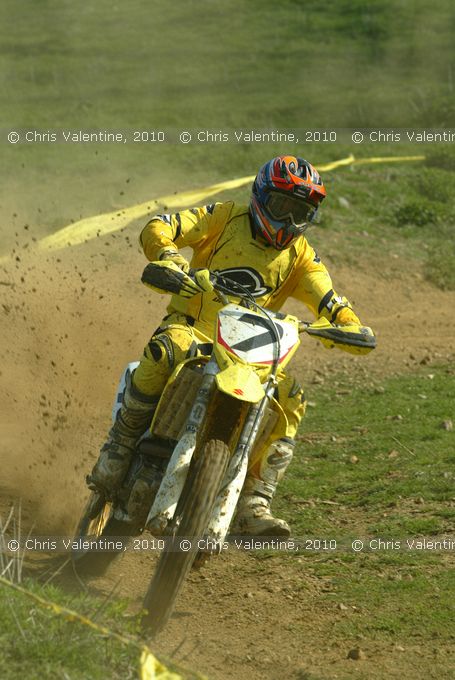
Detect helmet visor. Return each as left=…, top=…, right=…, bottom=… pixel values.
left=265, top=191, right=317, bottom=225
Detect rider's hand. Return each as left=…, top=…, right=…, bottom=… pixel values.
left=334, top=307, right=361, bottom=326
left=193, top=269, right=214, bottom=293
left=157, top=247, right=190, bottom=273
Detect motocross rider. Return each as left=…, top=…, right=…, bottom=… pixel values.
left=89, top=155, right=372, bottom=537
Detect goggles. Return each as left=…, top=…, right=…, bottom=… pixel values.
left=265, top=191, right=317, bottom=225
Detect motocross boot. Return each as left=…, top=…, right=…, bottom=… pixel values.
left=232, top=438, right=295, bottom=537
left=88, top=373, right=157, bottom=495
left=127, top=460, right=163, bottom=527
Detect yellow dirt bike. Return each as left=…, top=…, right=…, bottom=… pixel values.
left=72, top=261, right=375, bottom=636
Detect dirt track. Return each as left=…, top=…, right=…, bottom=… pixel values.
left=1, top=226, right=455, bottom=679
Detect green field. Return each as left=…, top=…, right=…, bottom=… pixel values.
left=281, top=364, right=455, bottom=536
left=2, top=1, right=455, bottom=280
left=279, top=367, right=455, bottom=651
left=2, top=0, right=455, bottom=232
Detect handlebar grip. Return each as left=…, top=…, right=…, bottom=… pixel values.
left=189, top=268, right=218, bottom=283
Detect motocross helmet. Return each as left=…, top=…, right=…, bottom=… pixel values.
left=250, top=155, right=326, bottom=250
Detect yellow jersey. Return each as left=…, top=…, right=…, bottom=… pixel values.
left=140, top=201, right=359, bottom=336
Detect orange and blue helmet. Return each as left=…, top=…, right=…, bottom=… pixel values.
left=250, top=155, right=326, bottom=250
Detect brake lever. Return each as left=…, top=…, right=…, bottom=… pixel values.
left=216, top=290, right=230, bottom=305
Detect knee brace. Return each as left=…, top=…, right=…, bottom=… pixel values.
left=248, top=438, right=295, bottom=499
left=146, top=333, right=175, bottom=368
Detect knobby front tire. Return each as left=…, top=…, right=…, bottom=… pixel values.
left=142, top=438, right=230, bottom=637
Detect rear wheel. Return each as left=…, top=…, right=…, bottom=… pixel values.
left=72, top=491, right=135, bottom=577
left=142, top=439, right=230, bottom=636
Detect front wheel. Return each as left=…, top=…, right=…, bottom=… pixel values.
left=142, top=439, right=230, bottom=636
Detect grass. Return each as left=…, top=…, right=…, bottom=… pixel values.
left=0, top=581, right=140, bottom=680
left=2, top=0, right=454, bottom=132
left=424, top=236, right=455, bottom=291
left=0, top=576, right=203, bottom=680
left=0, top=504, right=151, bottom=680
left=295, top=552, right=455, bottom=647
left=267, top=364, right=455, bottom=655
left=1, top=0, right=455, bottom=238
left=278, top=363, right=455, bottom=537
left=300, top=148, right=455, bottom=288
left=2, top=0, right=455, bottom=288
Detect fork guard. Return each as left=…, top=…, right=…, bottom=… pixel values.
left=215, top=364, right=265, bottom=403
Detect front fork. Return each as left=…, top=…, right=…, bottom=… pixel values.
left=145, top=359, right=219, bottom=534
left=203, top=375, right=276, bottom=549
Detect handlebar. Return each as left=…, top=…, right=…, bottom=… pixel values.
left=142, top=261, right=376, bottom=353
left=189, top=267, right=376, bottom=351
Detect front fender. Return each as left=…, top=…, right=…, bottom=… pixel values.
left=215, top=364, right=265, bottom=403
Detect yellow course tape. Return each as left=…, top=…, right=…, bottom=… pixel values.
left=0, top=575, right=192, bottom=680
left=33, top=154, right=424, bottom=252
left=353, top=155, right=425, bottom=165
left=37, top=175, right=256, bottom=252
left=318, top=154, right=356, bottom=171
